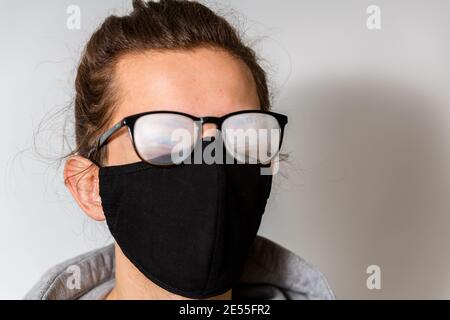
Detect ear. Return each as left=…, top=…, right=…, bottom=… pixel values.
left=64, top=155, right=105, bottom=221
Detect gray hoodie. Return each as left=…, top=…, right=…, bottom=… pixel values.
left=24, top=236, right=335, bottom=300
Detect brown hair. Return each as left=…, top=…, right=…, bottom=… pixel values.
left=73, top=0, right=270, bottom=166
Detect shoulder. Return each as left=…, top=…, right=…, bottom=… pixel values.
left=237, top=236, right=335, bottom=300
left=24, top=244, right=115, bottom=300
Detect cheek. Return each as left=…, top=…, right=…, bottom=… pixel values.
left=105, top=129, right=141, bottom=166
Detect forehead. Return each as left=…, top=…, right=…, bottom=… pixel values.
left=112, top=47, right=260, bottom=122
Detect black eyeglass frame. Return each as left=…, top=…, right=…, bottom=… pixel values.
left=87, top=110, right=288, bottom=166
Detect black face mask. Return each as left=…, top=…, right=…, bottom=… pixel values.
left=98, top=140, right=273, bottom=299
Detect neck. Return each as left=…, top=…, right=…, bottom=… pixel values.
left=106, top=244, right=232, bottom=300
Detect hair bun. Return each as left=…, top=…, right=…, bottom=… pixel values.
left=132, top=0, right=147, bottom=10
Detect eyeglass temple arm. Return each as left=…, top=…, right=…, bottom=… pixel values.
left=87, top=120, right=126, bottom=160
left=279, top=114, right=288, bottom=126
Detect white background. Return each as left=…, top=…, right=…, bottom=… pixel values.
left=1, top=0, right=450, bottom=299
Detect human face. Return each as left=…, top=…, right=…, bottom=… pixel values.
left=104, top=47, right=260, bottom=166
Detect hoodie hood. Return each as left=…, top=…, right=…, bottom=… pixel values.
left=24, top=236, right=335, bottom=300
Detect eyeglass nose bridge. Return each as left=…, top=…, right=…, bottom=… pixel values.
left=197, top=117, right=224, bottom=139
left=198, top=116, right=222, bottom=125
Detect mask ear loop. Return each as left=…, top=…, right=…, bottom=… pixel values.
left=86, top=146, right=103, bottom=168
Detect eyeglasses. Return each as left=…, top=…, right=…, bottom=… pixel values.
left=88, top=110, right=288, bottom=167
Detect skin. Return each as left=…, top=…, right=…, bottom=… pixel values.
left=63, top=47, right=260, bottom=300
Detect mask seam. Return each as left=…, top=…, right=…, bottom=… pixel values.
left=203, top=165, right=223, bottom=293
